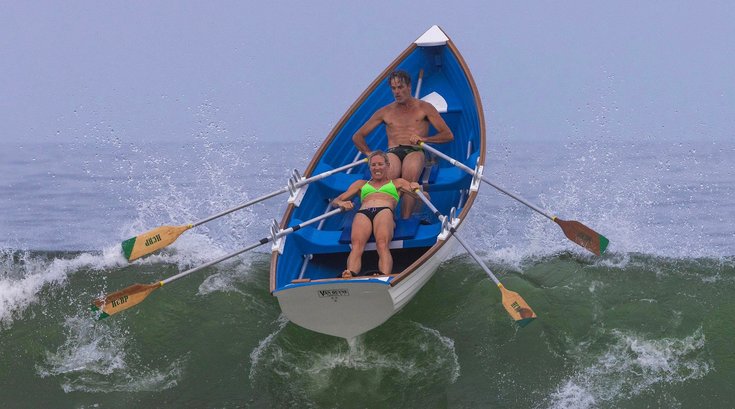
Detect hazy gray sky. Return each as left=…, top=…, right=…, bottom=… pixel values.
left=2, top=1, right=733, bottom=146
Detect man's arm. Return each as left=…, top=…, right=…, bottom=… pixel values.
left=415, top=101, right=453, bottom=144
left=395, top=178, right=421, bottom=197
left=351, top=109, right=385, bottom=155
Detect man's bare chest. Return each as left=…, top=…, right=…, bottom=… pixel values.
left=383, top=108, right=427, bottom=128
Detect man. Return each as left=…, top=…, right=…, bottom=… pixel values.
left=351, top=70, right=453, bottom=219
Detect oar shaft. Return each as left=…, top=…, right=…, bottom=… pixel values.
left=420, top=143, right=555, bottom=221
left=416, top=191, right=501, bottom=286
left=414, top=68, right=424, bottom=98
left=300, top=158, right=368, bottom=186
left=192, top=159, right=365, bottom=227
left=193, top=188, right=287, bottom=227
left=162, top=208, right=343, bottom=286
left=160, top=241, right=262, bottom=285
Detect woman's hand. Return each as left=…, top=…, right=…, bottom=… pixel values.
left=335, top=200, right=354, bottom=211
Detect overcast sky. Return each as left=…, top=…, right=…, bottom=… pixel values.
left=2, top=1, right=733, bottom=147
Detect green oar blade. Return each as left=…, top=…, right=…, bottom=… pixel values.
left=91, top=282, right=161, bottom=319
left=122, top=224, right=192, bottom=261
left=554, top=218, right=609, bottom=256
left=498, top=284, right=537, bottom=327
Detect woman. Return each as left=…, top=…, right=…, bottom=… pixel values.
left=332, top=150, right=421, bottom=278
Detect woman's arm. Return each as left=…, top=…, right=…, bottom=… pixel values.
left=331, top=180, right=367, bottom=211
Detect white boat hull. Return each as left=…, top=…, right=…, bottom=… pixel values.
left=275, top=236, right=459, bottom=339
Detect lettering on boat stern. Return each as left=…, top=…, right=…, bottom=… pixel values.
left=145, top=234, right=162, bottom=247
left=318, top=288, right=349, bottom=302
left=111, top=295, right=129, bottom=308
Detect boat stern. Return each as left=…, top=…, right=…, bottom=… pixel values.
left=273, top=277, right=395, bottom=340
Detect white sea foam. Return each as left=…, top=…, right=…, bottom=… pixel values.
left=37, top=315, right=186, bottom=393
left=248, top=319, right=461, bottom=393
left=545, top=328, right=711, bottom=409
left=416, top=323, right=461, bottom=383
left=249, top=314, right=290, bottom=380
left=0, top=248, right=127, bottom=328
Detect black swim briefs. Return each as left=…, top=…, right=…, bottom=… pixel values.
left=386, top=145, right=423, bottom=162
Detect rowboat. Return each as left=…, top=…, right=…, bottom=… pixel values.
left=269, top=25, right=486, bottom=340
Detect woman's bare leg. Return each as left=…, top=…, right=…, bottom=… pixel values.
left=372, top=210, right=395, bottom=274
left=344, top=213, right=372, bottom=277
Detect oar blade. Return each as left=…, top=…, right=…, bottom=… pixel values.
left=122, top=225, right=191, bottom=261
left=90, top=282, right=161, bottom=319
left=554, top=219, right=609, bottom=256
left=498, top=284, right=537, bottom=327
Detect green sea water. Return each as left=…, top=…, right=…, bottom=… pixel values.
left=1, top=138, right=733, bottom=407
left=1, top=249, right=732, bottom=408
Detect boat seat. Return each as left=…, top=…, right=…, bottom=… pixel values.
left=421, top=90, right=464, bottom=114
left=288, top=220, right=441, bottom=254
left=424, top=166, right=471, bottom=191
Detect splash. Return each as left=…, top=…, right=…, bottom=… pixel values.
left=249, top=314, right=291, bottom=381
left=416, top=323, right=461, bottom=383
left=0, top=248, right=127, bottom=328
left=467, top=139, right=735, bottom=267
left=36, top=315, right=186, bottom=393
left=248, top=319, right=461, bottom=406
left=545, top=328, right=711, bottom=408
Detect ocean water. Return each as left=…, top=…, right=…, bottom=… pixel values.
left=1, top=133, right=733, bottom=408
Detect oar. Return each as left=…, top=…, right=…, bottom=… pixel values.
left=94, top=208, right=345, bottom=318
left=419, top=142, right=609, bottom=256
left=414, top=68, right=424, bottom=98
left=121, top=159, right=367, bottom=261
left=415, top=190, right=536, bottom=327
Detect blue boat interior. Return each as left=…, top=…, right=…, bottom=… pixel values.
left=275, top=43, right=482, bottom=289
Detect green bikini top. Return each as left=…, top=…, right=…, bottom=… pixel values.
left=360, top=180, right=399, bottom=201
